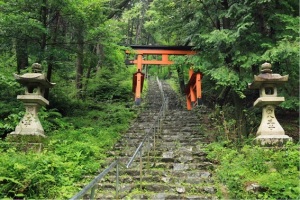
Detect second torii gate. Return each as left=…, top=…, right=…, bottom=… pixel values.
left=126, top=45, right=202, bottom=110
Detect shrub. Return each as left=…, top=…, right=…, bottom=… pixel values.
left=205, top=142, right=300, bottom=199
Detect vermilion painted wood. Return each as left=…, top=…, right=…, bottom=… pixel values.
left=127, top=45, right=200, bottom=108
left=185, top=69, right=203, bottom=110
left=129, top=59, right=174, bottom=65
left=132, top=70, right=144, bottom=102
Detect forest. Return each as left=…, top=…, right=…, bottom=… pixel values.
left=0, top=0, right=299, bottom=199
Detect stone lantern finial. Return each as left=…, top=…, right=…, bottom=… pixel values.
left=32, top=63, right=42, bottom=73
left=261, top=62, right=272, bottom=74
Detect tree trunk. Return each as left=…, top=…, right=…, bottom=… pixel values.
left=16, top=38, right=29, bottom=74
left=76, top=27, right=84, bottom=98
left=216, top=86, right=231, bottom=106
left=221, top=0, right=230, bottom=29
left=44, top=10, right=59, bottom=100
left=232, top=92, right=247, bottom=142
left=38, top=0, right=48, bottom=63
left=96, top=43, right=105, bottom=71
left=126, top=20, right=130, bottom=45
left=176, top=65, right=185, bottom=94
left=83, top=45, right=97, bottom=99
left=135, top=16, right=141, bottom=44
left=129, top=20, right=134, bottom=44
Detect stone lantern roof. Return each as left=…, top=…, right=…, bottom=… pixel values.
left=14, top=73, right=55, bottom=88
left=248, top=62, right=289, bottom=89
left=14, top=63, right=55, bottom=88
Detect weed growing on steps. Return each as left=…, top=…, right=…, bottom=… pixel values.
left=204, top=141, right=300, bottom=199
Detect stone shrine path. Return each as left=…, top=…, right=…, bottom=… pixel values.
left=96, top=79, right=218, bottom=199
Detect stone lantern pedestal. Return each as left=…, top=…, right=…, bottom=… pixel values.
left=248, top=63, right=292, bottom=146
left=10, top=63, right=55, bottom=137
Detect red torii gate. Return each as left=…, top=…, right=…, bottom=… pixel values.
left=125, top=45, right=202, bottom=110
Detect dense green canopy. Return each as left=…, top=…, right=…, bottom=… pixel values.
left=0, top=0, right=299, bottom=199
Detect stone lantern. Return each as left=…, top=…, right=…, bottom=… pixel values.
left=10, top=63, right=55, bottom=137
left=248, top=62, right=292, bottom=146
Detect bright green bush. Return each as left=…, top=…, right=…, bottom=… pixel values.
left=205, top=142, right=300, bottom=199
left=0, top=148, right=80, bottom=199
left=0, top=100, right=137, bottom=199
left=87, top=67, right=133, bottom=102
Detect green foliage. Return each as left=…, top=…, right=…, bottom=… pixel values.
left=39, top=108, right=71, bottom=132
left=0, top=55, right=21, bottom=99
left=206, top=104, right=260, bottom=143
left=146, top=0, right=299, bottom=112
left=0, top=61, right=23, bottom=137
left=0, top=111, right=23, bottom=136
left=0, top=42, right=137, bottom=199
left=205, top=142, right=300, bottom=199
left=0, top=148, right=80, bottom=198
left=0, top=99, right=137, bottom=199
left=87, top=66, right=133, bottom=102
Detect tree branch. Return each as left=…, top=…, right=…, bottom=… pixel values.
left=199, top=0, right=219, bottom=29
left=107, top=0, right=131, bottom=19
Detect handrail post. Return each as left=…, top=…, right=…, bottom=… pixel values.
left=158, top=118, right=161, bottom=134
left=116, top=161, right=119, bottom=199
left=166, top=97, right=169, bottom=111
left=90, top=185, right=96, bottom=200
left=153, top=127, right=156, bottom=159
left=147, top=136, right=150, bottom=171
left=139, top=150, right=143, bottom=190
left=159, top=114, right=162, bottom=134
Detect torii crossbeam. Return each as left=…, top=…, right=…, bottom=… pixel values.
left=125, top=45, right=201, bottom=109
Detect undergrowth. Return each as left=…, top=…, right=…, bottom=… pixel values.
left=205, top=141, right=300, bottom=199
left=0, top=101, right=137, bottom=199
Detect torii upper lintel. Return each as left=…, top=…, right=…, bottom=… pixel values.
left=126, top=45, right=196, bottom=67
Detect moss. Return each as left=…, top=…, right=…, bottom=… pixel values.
left=5, top=135, right=45, bottom=152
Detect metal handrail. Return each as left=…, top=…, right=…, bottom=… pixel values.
left=126, top=77, right=167, bottom=168
left=70, top=160, right=122, bottom=200
left=70, top=77, right=168, bottom=200
left=126, top=103, right=165, bottom=168
left=126, top=136, right=147, bottom=168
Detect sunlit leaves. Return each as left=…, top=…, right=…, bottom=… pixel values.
left=262, top=39, right=299, bottom=63
left=207, top=66, right=239, bottom=88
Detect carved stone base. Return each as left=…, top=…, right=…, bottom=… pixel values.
left=255, top=135, right=292, bottom=146
left=256, top=105, right=285, bottom=135
left=255, top=104, right=292, bottom=146
left=10, top=102, right=45, bottom=137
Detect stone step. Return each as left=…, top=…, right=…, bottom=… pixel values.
left=111, top=161, right=214, bottom=172
left=113, top=139, right=207, bottom=156
left=95, top=190, right=217, bottom=200
left=95, top=182, right=217, bottom=198
left=110, top=154, right=211, bottom=165
left=126, top=193, right=217, bottom=200
left=116, top=147, right=208, bottom=157
left=99, top=170, right=214, bottom=185
left=113, top=136, right=205, bottom=146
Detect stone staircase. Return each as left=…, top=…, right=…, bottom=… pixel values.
left=96, top=79, right=218, bottom=199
